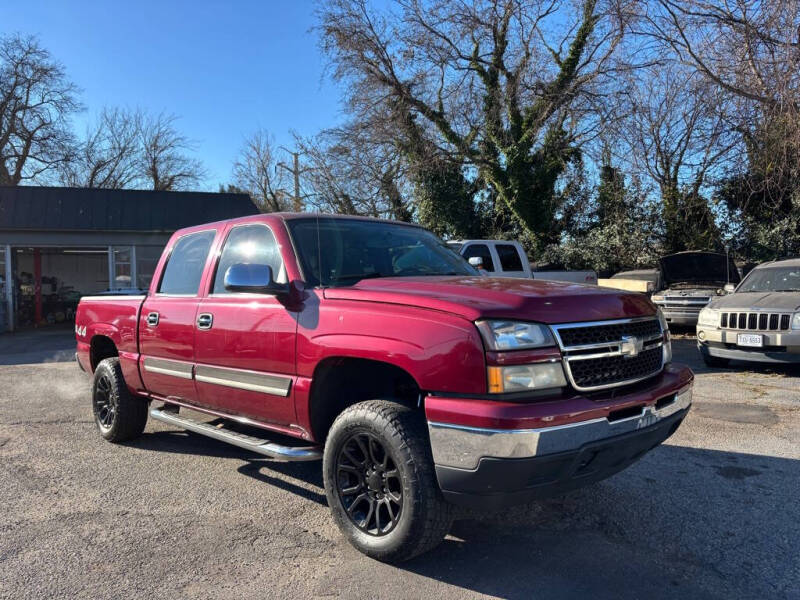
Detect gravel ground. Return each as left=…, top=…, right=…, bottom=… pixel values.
left=0, top=328, right=798, bottom=600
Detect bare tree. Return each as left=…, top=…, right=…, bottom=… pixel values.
left=296, top=120, right=413, bottom=220
left=138, top=112, right=205, bottom=191
left=318, top=0, right=634, bottom=243
left=645, top=1, right=800, bottom=109
left=232, top=129, right=290, bottom=212
left=61, top=107, right=141, bottom=188
left=643, top=2, right=800, bottom=251
left=0, top=34, right=80, bottom=185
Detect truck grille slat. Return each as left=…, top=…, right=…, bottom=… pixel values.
left=567, top=347, right=663, bottom=389
left=553, top=318, right=665, bottom=392
left=556, top=319, right=662, bottom=347
left=719, top=312, right=791, bottom=332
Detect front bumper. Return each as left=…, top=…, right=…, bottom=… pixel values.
left=697, top=328, right=800, bottom=364
left=658, top=308, right=701, bottom=326
left=698, top=341, right=800, bottom=364
left=426, top=364, right=693, bottom=509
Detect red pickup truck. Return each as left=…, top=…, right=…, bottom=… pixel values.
left=76, top=214, right=693, bottom=562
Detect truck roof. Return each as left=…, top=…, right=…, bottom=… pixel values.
left=172, top=212, right=424, bottom=237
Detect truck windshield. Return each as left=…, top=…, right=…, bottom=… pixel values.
left=737, top=267, right=800, bottom=293
left=286, top=217, right=477, bottom=287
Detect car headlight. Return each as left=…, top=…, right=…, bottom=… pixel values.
left=697, top=307, right=721, bottom=327
left=475, top=320, right=555, bottom=350
left=651, top=294, right=665, bottom=303
left=792, top=313, right=800, bottom=330
left=487, top=363, right=567, bottom=393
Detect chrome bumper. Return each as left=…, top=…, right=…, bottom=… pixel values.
left=427, top=385, right=692, bottom=470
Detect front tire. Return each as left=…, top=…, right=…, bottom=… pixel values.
left=323, top=400, right=452, bottom=562
left=92, top=357, right=148, bottom=442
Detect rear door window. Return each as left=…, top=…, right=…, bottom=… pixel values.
left=462, top=244, right=495, bottom=272
left=496, top=244, right=524, bottom=272
left=157, top=230, right=216, bottom=295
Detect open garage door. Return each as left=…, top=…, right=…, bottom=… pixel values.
left=13, top=247, right=110, bottom=329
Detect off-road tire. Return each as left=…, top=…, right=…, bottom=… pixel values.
left=323, top=400, right=453, bottom=562
left=92, top=357, right=148, bottom=442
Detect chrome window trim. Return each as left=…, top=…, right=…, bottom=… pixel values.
left=549, top=316, right=665, bottom=392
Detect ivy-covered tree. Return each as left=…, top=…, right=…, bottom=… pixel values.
left=318, top=0, right=627, bottom=247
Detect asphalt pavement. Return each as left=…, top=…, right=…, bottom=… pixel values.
left=0, top=328, right=798, bottom=599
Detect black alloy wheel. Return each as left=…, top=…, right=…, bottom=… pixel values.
left=336, top=431, right=403, bottom=536
left=93, top=372, right=117, bottom=430
left=91, top=357, right=148, bottom=442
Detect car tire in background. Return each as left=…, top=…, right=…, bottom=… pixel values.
left=91, top=357, right=148, bottom=442
left=322, top=400, right=453, bottom=562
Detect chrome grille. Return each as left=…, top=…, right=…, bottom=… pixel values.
left=567, top=347, right=664, bottom=390
left=720, top=312, right=790, bottom=331
left=552, top=317, right=665, bottom=392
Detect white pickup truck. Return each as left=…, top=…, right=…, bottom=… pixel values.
left=447, top=240, right=598, bottom=285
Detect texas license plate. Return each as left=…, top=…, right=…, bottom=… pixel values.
left=737, top=333, right=763, bottom=348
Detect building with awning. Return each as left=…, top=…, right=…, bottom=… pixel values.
left=0, top=186, right=257, bottom=332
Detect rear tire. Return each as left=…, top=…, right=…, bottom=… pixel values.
left=92, top=357, right=148, bottom=442
left=323, top=400, right=452, bottom=562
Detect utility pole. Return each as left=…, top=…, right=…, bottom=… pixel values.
left=278, top=147, right=311, bottom=212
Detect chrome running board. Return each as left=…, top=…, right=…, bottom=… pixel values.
left=149, top=407, right=322, bottom=462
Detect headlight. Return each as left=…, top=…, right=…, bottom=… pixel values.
left=792, top=313, right=800, bottom=330
left=697, top=307, right=721, bottom=327
left=476, top=320, right=555, bottom=350
left=487, top=363, right=567, bottom=393
left=651, top=294, right=665, bottom=303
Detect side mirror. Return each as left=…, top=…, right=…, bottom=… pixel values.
left=723, top=283, right=736, bottom=294
left=224, top=263, right=287, bottom=295
left=468, top=256, right=484, bottom=269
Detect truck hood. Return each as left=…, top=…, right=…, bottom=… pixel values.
left=323, top=276, right=656, bottom=324
left=709, top=292, right=800, bottom=312
left=659, top=252, right=739, bottom=287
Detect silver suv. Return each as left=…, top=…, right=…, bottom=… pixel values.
left=696, top=258, right=800, bottom=366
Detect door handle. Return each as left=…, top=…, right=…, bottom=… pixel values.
left=146, top=312, right=159, bottom=327
left=197, top=313, right=213, bottom=330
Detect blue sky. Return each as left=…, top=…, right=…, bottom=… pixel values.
left=3, top=0, right=345, bottom=189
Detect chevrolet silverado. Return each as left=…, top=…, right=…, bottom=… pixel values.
left=76, top=214, right=693, bottom=562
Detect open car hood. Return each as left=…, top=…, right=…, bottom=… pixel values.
left=659, top=252, right=740, bottom=287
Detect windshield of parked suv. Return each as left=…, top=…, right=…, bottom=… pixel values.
left=737, top=267, right=800, bottom=292
left=287, top=217, right=478, bottom=287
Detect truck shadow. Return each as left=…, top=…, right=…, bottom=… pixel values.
left=395, top=445, right=799, bottom=600
left=127, top=429, right=328, bottom=506
left=130, top=428, right=797, bottom=598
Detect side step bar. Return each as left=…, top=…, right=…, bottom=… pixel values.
left=149, top=407, right=322, bottom=462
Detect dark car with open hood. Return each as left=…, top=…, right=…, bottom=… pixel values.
left=650, top=251, right=740, bottom=327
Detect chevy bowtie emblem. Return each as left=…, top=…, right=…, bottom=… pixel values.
left=620, top=335, right=644, bottom=358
